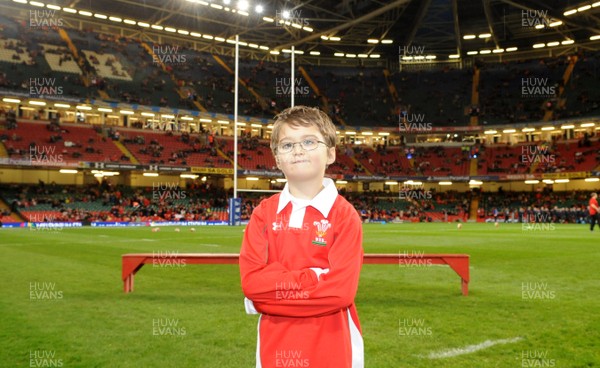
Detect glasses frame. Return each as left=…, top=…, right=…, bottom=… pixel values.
left=276, top=139, right=329, bottom=154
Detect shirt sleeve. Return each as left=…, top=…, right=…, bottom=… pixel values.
left=240, top=202, right=320, bottom=306
left=240, top=200, right=364, bottom=318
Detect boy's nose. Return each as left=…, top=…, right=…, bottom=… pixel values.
left=292, top=143, right=304, bottom=153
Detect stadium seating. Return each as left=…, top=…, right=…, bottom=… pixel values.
left=478, top=58, right=565, bottom=124
left=0, top=182, right=230, bottom=223
left=338, top=145, right=470, bottom=177
left=0, top=38, right=32, bottom=64
left=307, top=65, right=396, bottom=126
left=220, top=136, right=277, bottom=171
left=0, top=17, right=92, bottom=98
left=5, top=121, right=126, bottom=163
left=0, top=12, right=598, bottom=230
left=550, top=138, right=600, bottom=172
left=165, top=45, right=264, bottom=114
left=40, top=44, right=81, bottom=74
left=0, top=213, right=20, bottom=222
left=1, top=180, right=593, bottom=225
left=478, top=189, right=589, bottom=223
left=117, top=128, right=232, bottom=167
left=476, top=136, right=600, bottom=175
left=67, top=32, right=182, bottom=107
left=556, top=51, right=600, bottom=119
left=329, top=146, right=364, bottom=176
left=390, top=66, right=472, bottom=127
left=477, top=144, right=529, bottom=174
left=367, top=147, right=412, bottom=176
left=80, top=50, right=132, bottom=81
left=2, top=15, right=598, bottom=125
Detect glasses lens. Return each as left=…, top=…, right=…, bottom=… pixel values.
left=302, top=139, right=317, bottom=150
left=279, top=142, right=293, bottom=153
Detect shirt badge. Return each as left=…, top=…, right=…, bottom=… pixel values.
left=312, top=219, right=331, bottom=246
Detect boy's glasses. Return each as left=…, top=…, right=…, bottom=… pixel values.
left=276, top=139, right=328, bottom=154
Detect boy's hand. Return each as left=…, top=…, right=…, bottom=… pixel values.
left=244, top=297, right=258, bottom=315
left=309, top=267, right=330, bottom=280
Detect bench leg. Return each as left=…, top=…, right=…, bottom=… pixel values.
left=124, top=275, right=134, bottom=293
left=442, top=257, right=470, bottom=296
left=123, top=256, right=145, bottom=293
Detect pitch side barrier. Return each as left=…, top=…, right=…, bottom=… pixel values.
left=0, top=221, right=230, bottom=228
left=0, top=222, right=83, bottom=228
left=90, top=220, right=229, bottom=227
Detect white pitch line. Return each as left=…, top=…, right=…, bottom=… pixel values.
left=423, top=337, right=523, bottom=359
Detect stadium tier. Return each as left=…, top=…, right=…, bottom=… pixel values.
left=6, top=121, right=125, bottom=163
left=1, top=14, right=599, bottom=126
left=477, top=138, right=600, bottom=175
left=2, top=119, right=600, bottom=176
left=392, top=66, right=472, bottom=126
left=1, top=182, right=230, bottom=222
left=0, top=180, right=594, bottom=225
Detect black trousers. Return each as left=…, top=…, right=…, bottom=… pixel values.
left=590, top=213, right=600, bottom=231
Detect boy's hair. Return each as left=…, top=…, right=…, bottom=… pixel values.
left=270, top=106, right=337, bottom=155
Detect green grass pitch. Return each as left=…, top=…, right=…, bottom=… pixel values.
left=1, top=223, right=599, bottom=367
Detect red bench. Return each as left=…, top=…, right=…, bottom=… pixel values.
left=122, top=253, right=470, bottom=295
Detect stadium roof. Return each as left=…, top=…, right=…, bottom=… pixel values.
left=10, top=0, right=600, bottom=61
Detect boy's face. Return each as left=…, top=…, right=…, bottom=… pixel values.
left=275, top=124, right=335, bottom=182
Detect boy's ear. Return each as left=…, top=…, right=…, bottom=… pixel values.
left=326, top=146, right=336, bottom=165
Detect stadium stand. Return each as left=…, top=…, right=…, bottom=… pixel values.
left=116, top=128, right=232, bottom=168
left=1, top=181, right=230, bottom=223
left=368, top=146, right=413, bottom=176
left=66, top=31, right=181, bottom=106
left=1, top=14, right=599, bottom=125
left=1, top=177, right=594, bottom=225
left=0, top=38, right=33, bottom=64
left=478, top=58, right=565, bottom=124
left=5, top=121, right=126, bottom=163
left=80, top=50, right=132, bottom=81
left=0, top=8, right=598, bottom=229
left=305, top=65, right=396, bottom=126
left=391, top=66, right=472, bottom=127
left=40, top=44, right=81, bottom=74
left=169, top=47, right=237, bottom=114
left=563, top=51, right=600, bottom=119
left=477, top=135, right=600, bottom=175
left=0, top=16, right=92, bottom=98
left=221, top=133, right=277, bottom=171
left=478, top=189, right=589, bottom=223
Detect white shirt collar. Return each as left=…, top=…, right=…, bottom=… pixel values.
left=277, top=178, right=338, bottom=217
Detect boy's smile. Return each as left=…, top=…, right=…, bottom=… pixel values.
left=290, top=157, right=310, bottom=164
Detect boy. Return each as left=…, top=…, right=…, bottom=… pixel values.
left=240, top=106, right=364, bottom=367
